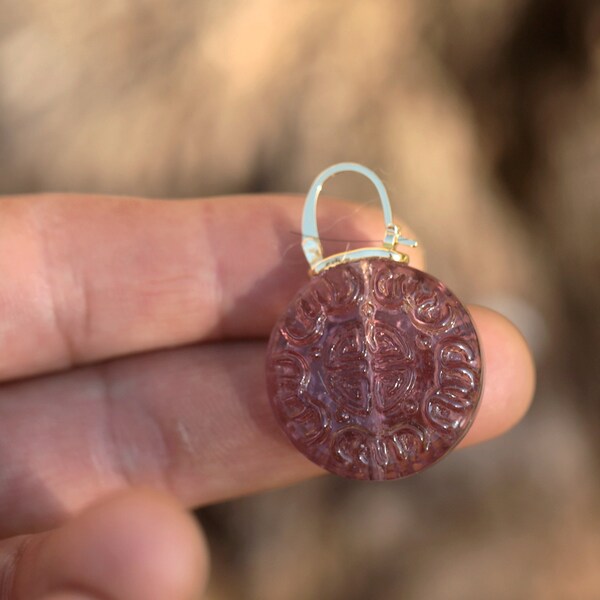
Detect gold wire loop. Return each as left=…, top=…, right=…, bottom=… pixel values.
left=301, top=163, right=417, bottom=274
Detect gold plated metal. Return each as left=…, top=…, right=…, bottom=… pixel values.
left=301, top=163, right=418, bottom=274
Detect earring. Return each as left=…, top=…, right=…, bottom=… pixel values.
left=266, top=163, right=483, bottom=480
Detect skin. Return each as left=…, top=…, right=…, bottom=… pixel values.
left=0, top=194, right=535, bottom=599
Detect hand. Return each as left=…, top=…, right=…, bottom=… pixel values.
left=0, top=193, right=535, bottom=599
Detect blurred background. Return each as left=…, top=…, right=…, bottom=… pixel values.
left=1, top=1, right=599, bottom=598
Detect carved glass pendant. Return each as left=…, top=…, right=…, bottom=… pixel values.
left=266, top=163, right=483, bottom=480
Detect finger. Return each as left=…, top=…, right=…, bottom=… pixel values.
left=0, top=194, right=423, bottom=381
left=0, top=306, right=533, bottom=537
left=458, top=306, right=535, bottom=447
left=4, top=488, right=208, bottom=600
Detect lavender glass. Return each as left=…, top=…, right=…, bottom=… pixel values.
left=266, top=258, right=482, bottom=480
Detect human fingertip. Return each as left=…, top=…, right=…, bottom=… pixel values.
left=32, top=488, right=209, bottom=600
left=461, top=305, right=536, bottom=447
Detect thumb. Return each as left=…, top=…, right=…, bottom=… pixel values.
left=8, top=488, right=209, bottom=600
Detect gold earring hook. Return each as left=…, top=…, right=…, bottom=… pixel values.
left=301, top=162, right=418, bottom=274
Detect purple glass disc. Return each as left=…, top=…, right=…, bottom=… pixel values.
left=266, top=258, right=483, bottom=480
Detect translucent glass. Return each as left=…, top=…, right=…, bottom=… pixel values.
left=266, top=259, right=483, bottom=480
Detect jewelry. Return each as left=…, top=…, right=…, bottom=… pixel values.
left=266, top=163, right=483, bottom=480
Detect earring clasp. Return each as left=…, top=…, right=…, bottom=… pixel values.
left=301, top=162, right=417, bottom=274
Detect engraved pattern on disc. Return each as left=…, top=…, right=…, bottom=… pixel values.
left=266, top=259, right=483, bottom=480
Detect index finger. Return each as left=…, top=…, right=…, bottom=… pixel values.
left=0, top=194, right=423, bottom=381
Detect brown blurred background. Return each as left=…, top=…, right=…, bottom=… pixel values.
left=1, top=1, right=599, bottom=598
